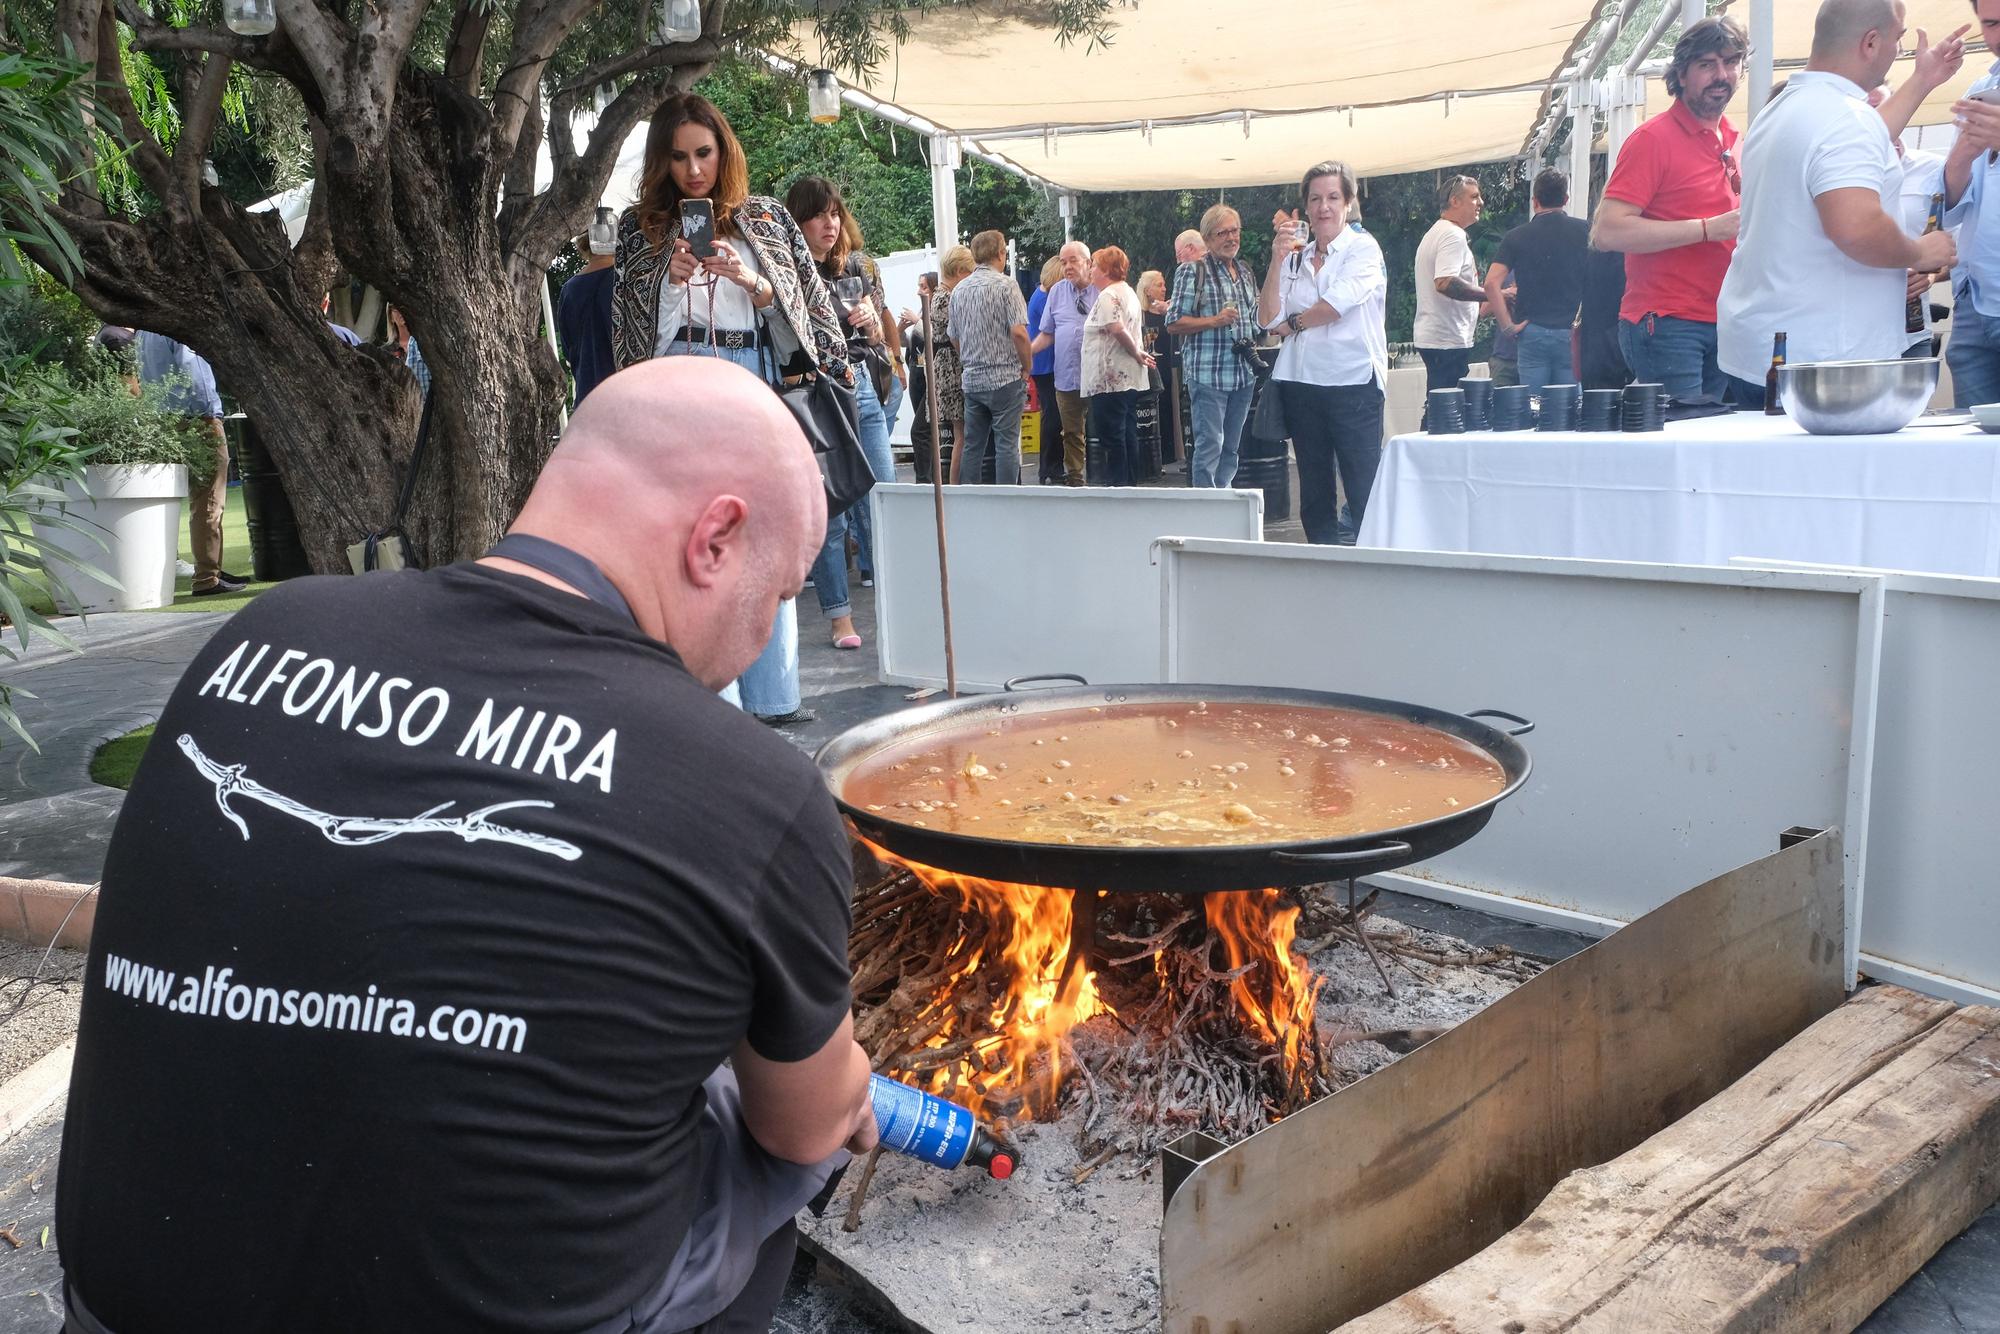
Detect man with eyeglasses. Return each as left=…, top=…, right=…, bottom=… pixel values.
left=1412, top=175, right=1486, bottom=413
left=1167, top=205, right=1262, bottom=487
left=1031, top=240, right=1098, bottom=485
left=1592, top=17, right=1749, bottom=403
left=1720, top=0, right=1961, bottom=387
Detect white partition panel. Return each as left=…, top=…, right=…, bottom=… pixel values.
left=1157, top=541, right=1882, bottom=978
left=874, top=484, right=1263, bottom=693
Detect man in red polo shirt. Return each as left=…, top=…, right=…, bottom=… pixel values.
left=1592, top=17, right=1751, bottom=404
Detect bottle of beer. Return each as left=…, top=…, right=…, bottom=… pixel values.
left=868, top=1074, right=1018, bottom=1179
left=1907, top=192, right=1945, bottom=336
left=1764, top=331, right=1787, bottom=416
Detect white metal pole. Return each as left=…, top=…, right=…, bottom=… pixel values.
left=929, top=133, right=961, bottom=252
left=540, top=278, right=568, bottom=431
left=1681, top=0, right=1703, bottom=29
left=1748, top=0, right=1774, bottom=120
left=1568, top=83, right=1593, bottom=221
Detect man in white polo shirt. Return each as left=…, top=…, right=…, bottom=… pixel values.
left=1718, top=0, right=1957, bottom=386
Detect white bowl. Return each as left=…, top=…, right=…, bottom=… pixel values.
left=1971, top=403, right=2000, bottom=434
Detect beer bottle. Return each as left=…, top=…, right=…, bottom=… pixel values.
left=868, top=1074, right=1019, bottom=1179
left=1764, top=332, right=1787, bottom=416
left=1907, top=192, right=1945, bottom=336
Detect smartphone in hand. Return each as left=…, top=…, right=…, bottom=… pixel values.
left=679, top=199, right=715, bottom=259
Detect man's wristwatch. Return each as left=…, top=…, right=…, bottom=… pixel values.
left=1287, top=311, right=1306, bottom=334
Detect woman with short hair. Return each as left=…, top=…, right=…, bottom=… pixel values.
left=931, top=246, right=975, bottom=482
left=1258, top=160, right=1388, bottom=544
left=610, top=91, right=849, bottom=725
left=1081, top=246, right=1156, bottom=488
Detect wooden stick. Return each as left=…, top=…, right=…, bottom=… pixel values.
left=918, top=297, right=957, bottom=698
left=840, top=1145, right=885, bottom=1233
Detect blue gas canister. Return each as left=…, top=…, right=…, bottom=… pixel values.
left=868, top=1074, right=1017, bottom=1179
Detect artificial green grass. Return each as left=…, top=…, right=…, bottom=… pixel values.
left=157, top=485, right=279, bottom=612
left=89, top=722, right=154, bottom=790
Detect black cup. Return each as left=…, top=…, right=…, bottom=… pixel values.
left=1427, top=387, right=1467, bottom=435
left=1490, top=385, right=1532, bottom=431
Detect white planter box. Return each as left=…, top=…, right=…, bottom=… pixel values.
left=32, top=463, right=189, bottom=613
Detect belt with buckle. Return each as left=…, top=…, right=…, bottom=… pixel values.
left=675, top=326, right=760, bottom=350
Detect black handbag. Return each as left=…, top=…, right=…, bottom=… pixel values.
left=779, top=369, right=875, bottom=518
left=1249, top=358, right=1289, bottom=444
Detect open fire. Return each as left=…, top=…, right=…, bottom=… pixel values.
left=852, top=841, right=1332, bottom=1147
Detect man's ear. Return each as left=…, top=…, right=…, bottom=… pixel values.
left=685, top=494, right=750, bottom=589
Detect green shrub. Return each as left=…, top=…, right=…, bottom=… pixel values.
left=63, top=374, right=219, bottom=481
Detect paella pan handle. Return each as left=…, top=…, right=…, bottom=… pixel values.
left=1269, top=841, right=1414, bottom=867
left=1464, top=708, right=1534, bottom=737
left=1003, top=673, right=1091, bottom=691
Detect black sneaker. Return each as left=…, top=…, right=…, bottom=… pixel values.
left=192, top=574, right=248, bottom=596
left=217, top=570, right=251, bottom=584
left=755, top=707, right=817, bottom=728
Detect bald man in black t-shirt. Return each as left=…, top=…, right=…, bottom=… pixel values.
left=58, top=359, right=877, bottom=1334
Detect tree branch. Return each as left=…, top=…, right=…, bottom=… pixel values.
left=271, top=0, right=350, bottom=109
left=488, top=0, right=600, bottom=164
left=176, top=54, right=234, bottom=199
left=495, top=85, right=545, bottom=247
left=289, top=114, right=338, bottom=300
left=443, top=0, right=492, bottom=95
left=354, top=0, right=432, bottom=121
left=79, top=0, right=186, bottom=225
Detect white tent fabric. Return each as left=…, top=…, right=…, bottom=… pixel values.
left=976, top=90, right=1550, bottom=192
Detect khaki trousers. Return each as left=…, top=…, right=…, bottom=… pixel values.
left=189, top=421, right=228, bottom=589
left=1055, top=388, right=1089, bottom=486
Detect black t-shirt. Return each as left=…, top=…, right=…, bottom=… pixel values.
left=1494, top=211, right=1592, bottom=330
left=557, top=266, right=618, bottom=404
left=57, top=564, right=854, bottom=1332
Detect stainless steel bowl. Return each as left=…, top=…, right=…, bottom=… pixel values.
left=1778, top=358, right=1939, bottom=435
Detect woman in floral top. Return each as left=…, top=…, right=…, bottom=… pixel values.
left=1082, top=247, right=1156, bottom=487
left=609, top=91, right=848, bottom=726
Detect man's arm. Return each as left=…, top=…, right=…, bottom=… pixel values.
left=1482, top=261, right=1523, bottom=333
left=1011, top=322, right=1033, bottom=379
left=1817, top=187, right=1954, bottom=270
left=1591, top=197, right=1738, bottom=253
left=1435, top=274, right=1485, bottom=303
left=733, top=1012, right=877, bottom=1165
left=1876, top=26, right=1969, bottom=140
left=1433, top=232, right=1484, bottom=302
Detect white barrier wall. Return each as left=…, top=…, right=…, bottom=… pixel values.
left=873, top=484, right=1263, bottom=693
left=1156, top=540, right=1882, bottom=980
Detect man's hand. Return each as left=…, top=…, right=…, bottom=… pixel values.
left=1955, top=98, right=2000, bottom=156
left=1915, top=228, right=1959, bottom=274
left=1703, top=210, right=1741, bottom=244
left=1908, top=268, right=1936, bottom=300
left=1913, top=25, right=1970, bottom=94
left=1215, top=303, right=1240, bottom=328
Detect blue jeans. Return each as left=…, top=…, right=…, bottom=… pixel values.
left=1949, top=297, right=2000, bottom=408
left=1517, top=324, right=1573, bottom=397
left=1088, top=390, right=1140, bottom=487
left=810, top=371, right=895, bottom=618
left=960, top=378, right=1027, bottom=484
left=1188, top=380, right=1254, bottom=488
left=664, top=337, right=799, bottom=716
left=1617, top=314, right=1724, bottom=403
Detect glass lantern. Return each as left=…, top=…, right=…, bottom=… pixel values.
left=807, top=69, right=841, bottom=124
left=587, top=207, right=617, bottom=256
left=222, top=0, right=277, bottom=37
left=656, top=0, right=700, bottom=44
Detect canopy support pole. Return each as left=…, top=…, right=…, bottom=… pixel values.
left=929, top=133, right=961, bottom=252
left=1603, top=75, right=1647, bottom=184
left=1748, top=0, right=1774, bottom=120
left=1567, top=82, right=1594, bottom=221
left=1680, top=0, right=1702, bottom=28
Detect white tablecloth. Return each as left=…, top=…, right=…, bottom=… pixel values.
left=1355, top=411, right=2000, bottom=576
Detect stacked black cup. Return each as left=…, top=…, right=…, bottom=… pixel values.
left=1623, top=382, right=1665, bottom=432
left=1456, top=377, right=1493, bottom=431
left=1490, top=384, right=1533, bottom=431
left=1537, top=383, right=1581, bottom=431
left=1581, top=388, right=1622, bottom=431
left=1426, top=387, right=1467, bottom=434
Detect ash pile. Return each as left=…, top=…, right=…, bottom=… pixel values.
left=805, top=851, right=1547, bottom=1333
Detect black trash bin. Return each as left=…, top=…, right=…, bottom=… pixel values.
left=234, top=418, right=313, bottom=582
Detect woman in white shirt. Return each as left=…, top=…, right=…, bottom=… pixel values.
left=1257, top=160, right=1389, bottom=544
left=1081, top=246, right=1157, bottom=486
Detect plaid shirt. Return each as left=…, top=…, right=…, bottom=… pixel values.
left=1167, top=256, right=1261, bottom=390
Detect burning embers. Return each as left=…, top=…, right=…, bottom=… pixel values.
left=851, top=843, right=1332, bottom=1153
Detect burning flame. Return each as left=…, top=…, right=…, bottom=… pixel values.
left=862, top=841, right=1325, bottom=1124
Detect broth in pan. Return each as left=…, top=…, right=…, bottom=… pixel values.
left=841, top=700, right=1507, bottom=847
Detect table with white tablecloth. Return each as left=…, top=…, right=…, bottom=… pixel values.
left=1354, top=411, right=2000, bottom=576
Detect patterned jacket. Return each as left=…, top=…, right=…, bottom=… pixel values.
left=610, top=196, right=853, bottom=387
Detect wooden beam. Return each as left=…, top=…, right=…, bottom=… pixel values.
left=1342, top=985, right=2000, bottom=1332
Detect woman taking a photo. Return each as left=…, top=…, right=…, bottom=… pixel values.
left=785, top=175, right=895, bottom=650
left=610, top=91, right=850, bottom=725
left=1081, top=246, right=1156, bottom=488
left=931, top=246, right=973, bottom=483
left=1258, top=160, right=1387, bottom=545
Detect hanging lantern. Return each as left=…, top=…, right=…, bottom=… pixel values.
left=222, top=0, right=276, bottom=36
left=587, top=206, right=617, bottom=256
left=807, top=69, right=841, bottom=124
left=656, top=0, right=700, bottom=44
left=592, top=82, right=616, bottom=115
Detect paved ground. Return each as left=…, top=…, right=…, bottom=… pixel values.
left=2, top=488, right=1995, bottom=1332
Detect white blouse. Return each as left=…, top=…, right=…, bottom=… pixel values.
left=1265, top=227, right=1388, bottom=390
left=655, top=239, right=766, bottom=357
left=1081, top=282, right=1148, bottom=397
